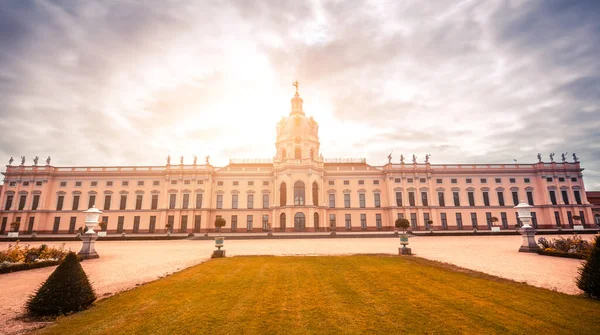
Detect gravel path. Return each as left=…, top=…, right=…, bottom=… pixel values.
left=0, top=235, right=594, bottom=335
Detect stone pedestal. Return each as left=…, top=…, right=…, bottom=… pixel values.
left=78, top=234, right=99, bottom=260
left=399, top=247, right=412, bottom=255
left=211, top=250, right=226, bottom=258
left=518, top=227, right=541, bottom=253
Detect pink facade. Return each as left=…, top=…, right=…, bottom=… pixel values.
left=0, top=89, right=595, bottom=234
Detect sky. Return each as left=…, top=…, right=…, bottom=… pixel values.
left=0, top=0, right=599, bottom=189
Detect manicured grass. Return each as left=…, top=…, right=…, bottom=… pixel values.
left=36, top=255, right=599, bottom=334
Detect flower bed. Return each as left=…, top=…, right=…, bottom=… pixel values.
left=537, top=235, right=594, bottom=259
left=0, top=241, right=69, bottom=274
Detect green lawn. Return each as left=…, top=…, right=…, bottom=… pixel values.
left=36, top=255, right=599, bottom=335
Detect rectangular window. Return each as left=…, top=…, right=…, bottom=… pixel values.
left=75, top=181, right=82, bottom=187
left=466, top=178, right=472, bottom=184
left=344, top=180, right=349, bottom=185
left=120, top=195, right=127, bottom=210
left=438, top=192, right=445, bottom=207
left=135, top=194, right=143, bottom=210
left=246, top=215, right=253, bottom=231
left=170, top=180, right=177, bottom=185
left=197, top=180, right=204, bottom=185
left=263, top=194, right=269, bottom=209
left=554, top=211, right=561, bottom=227
left=481, top=178, right=487, bottom=183
left=184, top=180, right=191, bottom=185
left=515, top=212, right=522, bottom=227
left=56, top=195, right=64, bottom=211
left=233, top=181, right=239, bottom=186
left=436, top=179, right=442, bottom=184
left=104, top=195, right=111, bottom=210
left=248, top=181, right=254, bottom=186
left=91, top=181, right=97, bottom=187
left=509, top=178, right=516, bottom=183
left=358, top=180, right=364, bottom=185
left=408, top=192, right=415, bottom=206
left=247, top=194, right=254, bottom=209
left=394, top=178, right=401, bottom=183
left=546, top=177, right=553, bottom=182
left=451, top=179, right=457, bottom=184
left=410, top=213, right=417, bottom=229
left=344, top=194, right=351, bottom=208
left=138, top=181, right=144, bottom=186
left=376, top=213, right=382, bottom=229
left=35, top=181, right=42, bottom=186
left=531, top=212, right=538, bottom=228
left=117, top=216, right=125, bottom=233
left=359, top=193, right=366, bottom=208
left=497, top=192, right=505, bottom=206
left=106, top=181, right=113, bottom=186
left=424, top=213, right=431, bottom=229
left=456, top=213, right=463, bottom=229
left=373, top=180, right=379, bottom=185
left=232, top=194, right=238, bottom=209
left=574, top=191, right=582, bottom=205
left=468, top=192, right=475, bottom=206
left=67, top=217, right=76, bottom=234
left=421, top=192, right=428, bottom=206
left=217, top=181, right=223, bottom=186
left=441, top=213, right=447, bottom=229
left=501, top=212, right=508, bottom=229
left=374, top=193, right=381, bottom=208
left=133, top=216, right=141, bottom=233
left=8, top=181, right=16, bottom=187
left=53, top=217, right=60, bottom=234
left=216, top=194, right=223, bottom=209
left=407, top=178, right=414, bottom=183
left=72, top=195, right=80, bottom=211
left=549, top=191, right=557, bottom=205
left=486, top=212, right=492, bottom=228
left=524, top=178, right=530, bottom=183
left=195, top=193, right=203, bottom=209
left=262, top=215, right=269, bottom=231
left=495, top=178, right=501, bottom=183
left=149, top=216, right=156, bottom=233
left=559, top=177, right=565, bottom=182
left=328, top=181, right=334, bottom=185
left=31, top=195, right=40, bottom=210
left=166, top=216, right=174, bottom=233
left=395, top=192, right=402, bottom=206
left=60, top=181, right=67, bottom=187
left=360, top=214, right=367, bottom=229
left=263, top=181, right=269, bottom=186
left=231, top=215, right=237, bottom=232
left=527, top=191, right=534, bottom=206
left=345, top=214, right=352, bottom=230
left=18, top=195, right=26, bottom=210
left=561, top=190, right=569, bottom=204
left=100, top=216, right=108, bottom=231
left=579, top=211, right=586, bottom=225
left=169, top=194, right=176, bottom=209
left=483, top=192, right=490, bottom=206
left=571, top=177, right=578, bottom=182
left=419, top=178, right=426, bottom=183
left=329, top=194, right=335, bottom=208
left=567, top=211, right=573, bottom=227
left=22, top=181, right=29, bottom=187
left=151, top=194, right=158, bottom=210
left=88, top=195, right=96, bottom=209
left=453, top=192, right=460, bottom=206
left=470, top=212, right=478, bottom=228
left=180, top=215, right=188, bottom=232
left=153, top=181, right=160, bottom=186
left=512, top=191, right=519, bottom=206
left=330, top=214, right=336, bottom=227
left=122, top=181, right=129, bottom=186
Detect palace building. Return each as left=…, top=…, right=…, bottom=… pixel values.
left=0, top=87, right=596, bottom=234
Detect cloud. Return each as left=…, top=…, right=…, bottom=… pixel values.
left=0, top=0, right=599, bottom=189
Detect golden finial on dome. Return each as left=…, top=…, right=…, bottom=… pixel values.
left=292, top=80, right=299, bottom=94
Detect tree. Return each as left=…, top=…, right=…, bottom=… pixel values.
left=395, top=218, right=410, bottom=233
left=577, top=235, right=600, bottom=299
left=214, top=217, right=226, bottom=235
left=165, top=223, right=172, bottom=233
left=427, top=220, right=434, bottom=230
left=10, top=221, right=20, bottom=232
left=26, top=252, right=96, bottom=316
left=98, top=221, right=107, bottom=232
left=490, top=216, right=499, bottom=226
left=573, top=215, right=582, bottom=227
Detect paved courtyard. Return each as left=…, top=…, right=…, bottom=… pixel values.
left=0, top=235, right=594, bottom=335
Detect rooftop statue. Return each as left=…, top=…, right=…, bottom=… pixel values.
left=549, top=153, right=554, bottom=162
left=8, top=157, right=13, bottom=166
left=400, top=154, right=404, bottom=164
left=206, top=155, right=210, bottom=165
left=180, top=155, right=184, bottom=165
left=573, top=153, right=579, bottom=162
left=387, top=152, right=392, bottom=164
left=561, top=152, right=567, bottom=162
left=537, top=153, right=541, bottom=163
left=412, top=154, right=417, bottom=164
left=33, top=156, right=39, bottom=166
left=20, top=156, right=25, bottom=166
left=193, top=155, right=198, bottom=165
left=46, top=156, right=51, bottom=165
left=425, top=154, right=430, bottom=163
left=166, top=155, right=171, bottom=165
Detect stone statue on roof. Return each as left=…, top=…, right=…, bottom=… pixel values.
left=387, top=152, right=392, bottom=164
left=412, top=154, right=417, bottom=164
left=573, top=153, right=579, bottom=162
left=180, top=155, right=184, bottom=165
left=33, top=156, right=39, bottom=165
left=549, top=153, right=554, bottom=162
left=193, top=155, right=197, bottom=166
left=8, top=157, right=13, bottom=165
left=206, top=155, right=210, bottom=164
left=20, top=156, right=25, bottom=165
left=425, top=154, right=430, bottom=163
left=561, top=152, right=567, bottom=162
left=400, top=154, right=404, bottom=164
left=166, top=155, right=171, bottom=165
left=46, top=156, right=51, bottom=165
left=537, top=153, right=541, bottom=163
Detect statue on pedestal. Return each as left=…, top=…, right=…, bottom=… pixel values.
left=166, top=155, right=171, bottom=165
left=549, top=153, right=554, bottom=162
left=46, top=156, right=51, bottom=165
left=180, top=155, right=184, bottom=165
left=205, top=155, right=210, bottom=165
left=400, top=154, right=404, bottom=164
left=561, top=152, right=567, bottom=162
left=20, top=156, right=25, bottom=165
left=412, top=154, right=417, bottom=164
left=425, top=154, right=430, bottom=164
left=193, top=155, right=197, bottom=166
left=537, top=153, right=541, bottom=163
left=387, top=152, right=392, bottom=164
left=33, top=156, right=39, bottom=165
left=8, top=157, right=13, bottom=166
left=573, top=153, right=579, bottom=162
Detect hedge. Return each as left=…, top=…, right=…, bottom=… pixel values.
left=0, top=260, right=61, bottom=274
left=537, top=249, right=588, bottom=260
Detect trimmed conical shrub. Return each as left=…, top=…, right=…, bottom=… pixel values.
left=26, top=252, right=96, bottom=316
left=577, top=235, right=600, bottom=300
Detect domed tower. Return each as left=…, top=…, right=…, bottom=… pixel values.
left=275, top=82, right=320, bottom=161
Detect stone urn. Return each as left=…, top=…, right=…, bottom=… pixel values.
left=399, top=233, right=411, bottom=255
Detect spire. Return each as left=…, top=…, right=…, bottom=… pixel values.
left=290, top=80, right=304, bottom=115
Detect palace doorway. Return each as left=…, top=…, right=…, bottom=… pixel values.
left=294, top=212, right=306, bottom=231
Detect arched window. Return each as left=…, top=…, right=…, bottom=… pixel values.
left=294, top=212, right=306, bottom=231
left=314, top=212, right=319, bottom=231
left=295, top=147, right=301, bottom=159
left=280, top=182, right=287, bottom=206
left=312, top=182, right=318, bottom=206
left=310, top=148, right=314, bottom=160
left=280, top=213, right=286, bottom=231
left=294, top=181, right=305, bottom=205
left=281, top=149, right=287, bottom=159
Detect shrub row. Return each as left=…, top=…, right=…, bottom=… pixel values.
left=538, top=249, right=588, bottom=260
left=0, top=260, right=61, bottom=274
